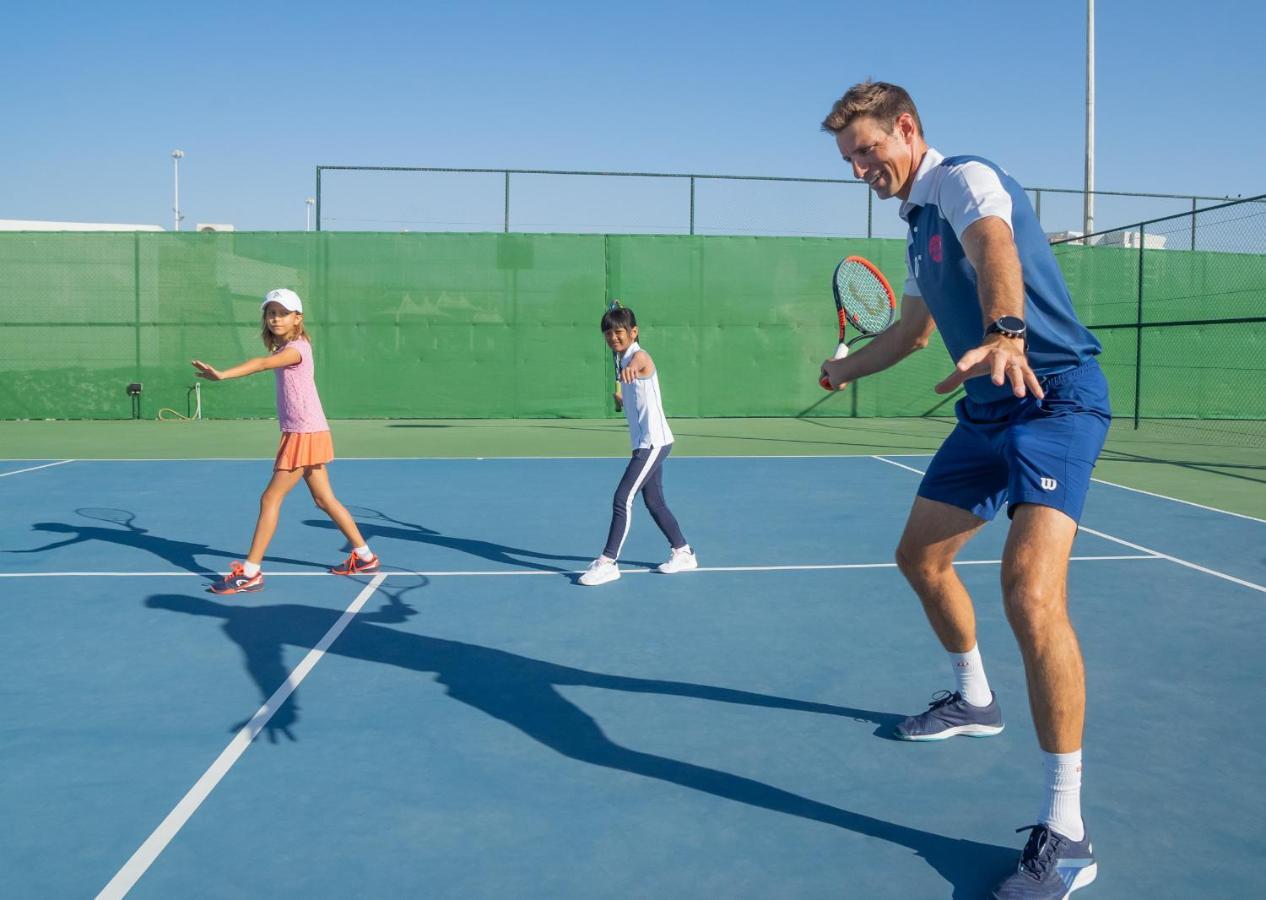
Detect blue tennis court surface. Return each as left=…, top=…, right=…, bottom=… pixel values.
left=2, top=456, right=1263, bottom=898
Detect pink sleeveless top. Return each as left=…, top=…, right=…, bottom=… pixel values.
left=274, top=339, right=329, bottom=433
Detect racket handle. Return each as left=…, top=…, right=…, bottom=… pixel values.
left=820, top=343, right=849, bottom=390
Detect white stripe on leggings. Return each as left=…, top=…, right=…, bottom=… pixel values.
left=611, top=446, right=663, bottom=559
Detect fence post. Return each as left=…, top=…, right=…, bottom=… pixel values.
left=689, top=176, right=695, bottom=235
left=1133, top=224, right=1146, bottom=429
left=504, top=172, right=510, bottom=233
left=133, top=232, right=142, bottom=397
left=314, top=168, right=322, bottom=232
left=866, top=189, right=873, bottom=238
left=1034, top=189, right=1042, bottom=225
left=1190, top=196, right=1197, bottom=250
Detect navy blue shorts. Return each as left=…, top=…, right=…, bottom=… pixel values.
left=917, top=359, right=1112, bottom=523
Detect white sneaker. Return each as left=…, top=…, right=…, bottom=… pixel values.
left=579, top=556, right=621, bottom=586
left=658, top=546, right=698, bottom=574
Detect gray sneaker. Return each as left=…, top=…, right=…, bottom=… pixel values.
left=990, top=824, right=1097, bottom=899
left=894, top=690, right=1004, bottom=741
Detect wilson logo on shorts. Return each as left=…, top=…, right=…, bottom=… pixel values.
left=1040, top=477, right=1058, bottom=491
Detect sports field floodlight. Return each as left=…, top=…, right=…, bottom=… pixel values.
left=171, top=149, right=185, bottom=232
left=1084, top=0, right=1095, bottom=236
left=306, top=197, right=315, bottom=231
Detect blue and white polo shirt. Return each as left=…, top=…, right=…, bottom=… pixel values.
left=899, top=148, right=1101, bottom=403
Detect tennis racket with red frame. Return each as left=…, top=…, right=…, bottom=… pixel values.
left=819, top=255, right=897, bottom=389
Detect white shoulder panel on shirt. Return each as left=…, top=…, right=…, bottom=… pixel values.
left=933, top=160, right=1013, bottom=241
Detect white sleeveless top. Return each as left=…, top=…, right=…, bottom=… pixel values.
left=620, top=342, right=674, bottom=449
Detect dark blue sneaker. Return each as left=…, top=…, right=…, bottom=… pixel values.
left=894, top=690, right=1004, bottom=741
left=991, top=824, right=1097, bottom=898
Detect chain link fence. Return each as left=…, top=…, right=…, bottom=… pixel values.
left=315, top=165, right=1234, bottom=242
left=1051, top=194, right=1266, bottom=448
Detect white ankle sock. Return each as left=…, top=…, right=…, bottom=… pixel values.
left=354, top=545, right=373, bottom=560
left=242, top=561, right=261, bottom=578
left=1040, top=750, right=1085, bottom=841
left=950, top=645, right=992, bottom=707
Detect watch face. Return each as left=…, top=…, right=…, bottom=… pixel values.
left=996, top=316, right=1026, bottom=334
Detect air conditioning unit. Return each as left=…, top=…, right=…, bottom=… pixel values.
left=1098, top=230, right=1166, bottom=250
left=196, top=223, right=236, bottom=233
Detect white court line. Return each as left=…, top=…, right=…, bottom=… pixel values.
left=875, top=452, right=1263, bottom=525
left=96, top=573, right=388, bottom=900
left=1090, top=477, right=1266, bottom=525
left=14, top=453, right=1254, bottom=522
left=1077, top=526, right=1266, bottom=594
left=870, top=455, right=927, bottom=475
left=0, top=459, right=74, bottom=478
left=1, top=556, right=1160, bottom=580
left=871, top=455, right=1266, bottom=594
left=0, top=571, right=339, bottom=578
left=0, top=453, right=941, bottom=462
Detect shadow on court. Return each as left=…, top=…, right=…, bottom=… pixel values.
left=1099, top=446, right=1266, bottom=485
left=302, top=507, right=657, bottom=573
left=145, top=590, right=1015, bottom=898
left=4, top=511, right=321, bottom=577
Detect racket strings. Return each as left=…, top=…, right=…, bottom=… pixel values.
left=837, top=263, right=893, bottom=333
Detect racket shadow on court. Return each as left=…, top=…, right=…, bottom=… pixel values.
left=302, top=506, right=657, bottom=574
left=219, top=578, right=427, bottom=743
left=3, top=508, right=322, bottom=577
left=146, top=590, right=1014, bottom=897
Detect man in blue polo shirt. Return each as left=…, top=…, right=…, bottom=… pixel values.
left=819, top=81, right=1110, bottom=898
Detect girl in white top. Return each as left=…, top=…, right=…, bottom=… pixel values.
left=580, top=304, right=697, bottom=586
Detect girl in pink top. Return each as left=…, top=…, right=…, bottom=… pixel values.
left=192, top=288, right=379, bottom=594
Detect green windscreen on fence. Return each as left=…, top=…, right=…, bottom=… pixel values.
left=0, top=230, right=1263, bottom=422
left=1053, top=237, right=1266, bottom=422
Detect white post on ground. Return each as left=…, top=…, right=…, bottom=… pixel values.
left=171, top=149, right=185, bottom=232
left=1083, top=0, right=1095, bottom=238
left=305, top=197, right=315, bottom=231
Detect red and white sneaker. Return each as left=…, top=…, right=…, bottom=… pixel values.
left=330, top=552, right=381, bottom=575
left=210, top=562, right=263, bottom=594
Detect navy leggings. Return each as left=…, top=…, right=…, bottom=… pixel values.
left=601, top=444, right=687, bottom=560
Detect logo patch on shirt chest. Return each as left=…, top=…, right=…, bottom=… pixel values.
left=929, top=234, right=944, bottom=263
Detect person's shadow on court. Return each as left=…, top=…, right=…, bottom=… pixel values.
left=301, top=507, right=657, bottom=574
left=5, top=512, right=321, bottom=578
left=146, top=590, right=1014, bottom=897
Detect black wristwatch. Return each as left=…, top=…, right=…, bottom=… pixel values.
left=985, top=316, right=1027, bottom=341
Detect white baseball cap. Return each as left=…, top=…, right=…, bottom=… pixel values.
left=261, top=288, right=303, bottom=313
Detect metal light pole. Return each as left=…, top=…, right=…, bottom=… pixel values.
left=171, top=149, right=185, bottom=231
left=306, top=197, right=315, bottom=231
left=1083, top=0, right=1095, bottom=238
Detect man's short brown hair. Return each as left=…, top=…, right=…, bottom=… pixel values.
left=821, top=80, right=923, bottom=136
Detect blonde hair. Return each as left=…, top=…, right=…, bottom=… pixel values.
left=260, top=310, right=313, bottom=352
left=821, top=80, right=923, bottom=136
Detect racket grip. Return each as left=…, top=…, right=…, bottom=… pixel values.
left=833, top=342, right=849, bottom=360
left=820, top=342, right=848, bottom=390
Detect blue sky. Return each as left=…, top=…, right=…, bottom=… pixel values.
left=4, top=0, right=1262, bottom=232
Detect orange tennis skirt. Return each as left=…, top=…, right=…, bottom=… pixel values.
left=274, top=431, right=335, bottom=471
